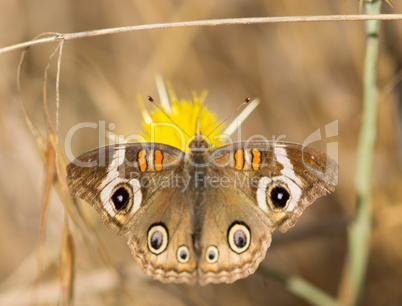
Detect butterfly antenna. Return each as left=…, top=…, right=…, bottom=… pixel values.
left=147, top=96, right=191, bottom=139
left=206, top=97, right=251, bottom=138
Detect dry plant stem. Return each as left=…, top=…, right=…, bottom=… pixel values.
left=54, top=40, right=64, bottom=183
left=259, top=265, right=339, bottom=306
left=61, top=216, right=74, bottom=306
left=36, top=41, right=61, bottom=282
left=16, top=41, right=131, bottom=302
left=1, top=15, right=402, bottom=54
left=345, top=0, right=382, bottom=305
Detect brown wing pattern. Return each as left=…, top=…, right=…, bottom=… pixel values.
left=198, top=178, right=273, bottom=284
left=211, top=141, right=338, bottom=232
left=67, top=143, right=184, bottom=233
left=67, top=141, right=338, bottom=285
left=195, top=141, right=338, bottom=284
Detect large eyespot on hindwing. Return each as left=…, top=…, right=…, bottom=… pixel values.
left=227, top=222, right=251, bottom=254
left=205, top=245, right=219, bottom=264
left=257, top=177, right=296, bottom=213
left=147, top=224, right=169, bottom=255
left=176, top=245, right=190, bottom=263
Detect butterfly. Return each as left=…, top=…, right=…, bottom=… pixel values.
left=67, top=122, right=337, bottom=285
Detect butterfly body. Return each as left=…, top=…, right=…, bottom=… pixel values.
left=67, top=135, right=337, bottom=285
left=185, top=135, right=210, bottom=257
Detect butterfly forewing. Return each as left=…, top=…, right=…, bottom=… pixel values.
left=67, top=143, right=184, bottom=234
left=211, top=141, right=338, bottom=232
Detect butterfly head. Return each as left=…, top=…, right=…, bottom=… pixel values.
left=188, top=132, right=209, bottom=154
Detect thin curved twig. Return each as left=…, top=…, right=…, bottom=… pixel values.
left=1, top=14, right=402, bottom=54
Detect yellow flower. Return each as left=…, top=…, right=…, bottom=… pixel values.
left=138, top=84, right=224, bottom=153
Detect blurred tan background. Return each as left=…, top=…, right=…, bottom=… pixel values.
left=0, top=1, right=402, bottom=305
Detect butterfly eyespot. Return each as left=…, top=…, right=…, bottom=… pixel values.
left=205, top=245, right=219, bottom=264
left=228, top=222, right=251, bottom=254
left=147, top=224, right=168, bottom=255
left=270, top=185, right=290, bottom=209
left=257, top=177, right=295, bottom=214
left=176, top=245, right=190, bottom=263
left=111, top=186, right=132, bottom=211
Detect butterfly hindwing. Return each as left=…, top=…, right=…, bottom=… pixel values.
left=198, top=181, right=273, bottom=285
left=125, top=186, right=197, bottom=284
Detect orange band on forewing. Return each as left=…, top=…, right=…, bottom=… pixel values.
left=154, top=150, right=163, bottom=171
left=252, top=149, right=261, bottom=170
left=234, top=149, right=244, bottom=170
left=138, top=150, right=147, bottom=172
